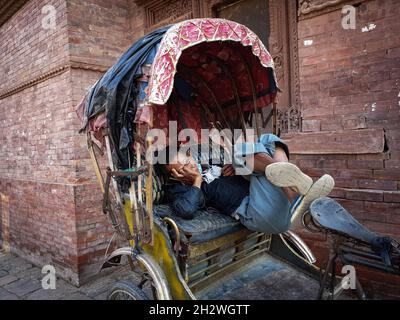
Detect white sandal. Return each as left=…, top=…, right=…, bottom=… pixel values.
left=265, top=162, right=313, bottom=195
left=290, top=174, right=335, bottom=227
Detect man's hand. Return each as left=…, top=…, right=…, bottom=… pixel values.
left=171, top=165, right=203, bottom=187
left=222, top=164, right=235, bottom=177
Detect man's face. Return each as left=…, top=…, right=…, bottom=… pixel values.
left=165, top=150, right=199, bottom=175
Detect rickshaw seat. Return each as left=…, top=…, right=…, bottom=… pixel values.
left=154, top=204, right=244, bottom=244
left=309, top=197, right=377, bottom=243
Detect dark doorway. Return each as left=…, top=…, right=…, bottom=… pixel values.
left=214, top=0, right=270, bottom=49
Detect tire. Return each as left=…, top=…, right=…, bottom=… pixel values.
left=107, top=281, right=149, bottom=300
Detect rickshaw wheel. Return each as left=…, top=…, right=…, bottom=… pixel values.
left=107, top=281, right=149, bottom=300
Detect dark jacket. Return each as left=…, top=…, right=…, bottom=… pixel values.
left=165, top=176, right=250, bottom=219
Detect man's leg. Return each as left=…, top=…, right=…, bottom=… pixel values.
left=234, top=133, right=334, bottom=229
left=253, top=148, right=300, bottom=203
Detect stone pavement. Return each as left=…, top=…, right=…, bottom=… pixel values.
left=0, top=251, right=138, bottom=300
left=1, top=249, right=357, bottom=300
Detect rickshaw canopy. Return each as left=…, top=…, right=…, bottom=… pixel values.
left=77, top=18, right=279, bottom=169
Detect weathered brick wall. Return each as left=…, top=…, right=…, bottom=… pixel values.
left=67, top=0, right=133, bottom=68
left=0, top=0, right=83, bottom=283
left=66, top=0, right=142, bottom=282
left=0, top=0, right=135, bottom=285
left=292, top=0, right=400, bottom=298
left=0, top=0, right=69, bottom=92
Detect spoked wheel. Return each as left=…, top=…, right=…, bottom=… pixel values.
left=107, top=281, right=149, bottom=300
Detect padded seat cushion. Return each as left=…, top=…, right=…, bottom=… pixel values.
left=154, top=204, right=244, bottom=244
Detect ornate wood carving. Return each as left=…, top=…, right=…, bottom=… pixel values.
left=298, top=0, right=367, bottom=20
left=269, top=0, right=301, bottom=133
left=277, top=106, right=302, bottom=134
left=134, top=0, right=302, bottom=133
left=135, top=0, right=202, bottom=32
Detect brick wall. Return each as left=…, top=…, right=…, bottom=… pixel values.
left=0, top=0, right=69, bottom=92
left=292, top=0, right=400, bottom=298
left=67, top=0, right=133, bottom=68
left=0, top=0, right=82, bottom=283
left=0, top=0, right=135, bottom=285
left=66, top=0, right=141, bottom=281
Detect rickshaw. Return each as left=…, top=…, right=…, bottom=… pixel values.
left=76, top=18, right=400, bottom=300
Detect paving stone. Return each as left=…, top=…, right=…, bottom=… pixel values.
left=62, top=292, right=94, bottom=300
left=4, top=278, right=42, bottom=297
left=0, top=275, right=19, bottom=287
left=25, top=287, right=75, bottom=300
left=0, top=287, right=18, bottom=300
left=16, top=267, right=42, bottom=281
left=0, top=270, right=8, bottom=278
left=93, top=291, right=109, bottom=300
left=8, top=263, right=34, bottom=275
left=79, top=268, right=131, bottom=298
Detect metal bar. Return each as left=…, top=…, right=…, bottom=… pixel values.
left=339, top=245, right=382, bottom=260
left=207, top=56, right=247, bottom=138
left=193, top=232, right=263, bottom=265
left=329, top=256, right=337, bottom=300
left=103, top=247, right=172, bottom=300
left=136, top=132, right=143, bottom=204
left=104, top=135, right=123, bottom=206
left=356, top=278, right=367, bottom=300
left=341, top=253, right=399, bottom=274
left=188, top=229, right=254, bottom=259
left=146, top=137, right=154, bottom=245
left=87, top=137, right=105, bottom=193
left=237, top=51, right=261, bottom=137
left=272, top=102, right=278, bottom=135
left=189, top=247, right=268, bottom=290
left=107, top=166, right=148, bottom=178
left=178, top=65, right=232, bottom=130
left=129, top=172, right=141, bottom=238
left=102, top=168, right=112, bottom=214
left=163, top=217, right=181, bottom=256
left=189, top=238, right=271, bottom=279
left=282, top=230, right=317, bottom=264
left=317, top=252, right=337, bottom=300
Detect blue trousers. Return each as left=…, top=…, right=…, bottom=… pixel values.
left=233, top=134, right=292, bottom=234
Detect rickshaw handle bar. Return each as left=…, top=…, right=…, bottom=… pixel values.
left=102, top=166, right=148, bottom=215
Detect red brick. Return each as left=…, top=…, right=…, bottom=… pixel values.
left=357, top=179, right=397, bottom=191
left=373, top=169, right=400, bottom=180
left=338, top=169, right=373, bottom=179
left=348, top=160, right=384, bottom=170
left=384, top=191, right=400, bottom=203
left=345, top=189, right=384, bottom=202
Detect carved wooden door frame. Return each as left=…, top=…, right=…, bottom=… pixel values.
left=134, top=0, right=302, bottom=133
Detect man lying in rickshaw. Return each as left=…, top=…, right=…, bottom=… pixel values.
left=158, top=133, right=335, bottom=234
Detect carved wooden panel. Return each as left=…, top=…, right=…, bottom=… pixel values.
left=269, top=0, right=301, bottom=133
left=134, top=0, right=301, bottom=133
left=134, top=0, right=202, bottom=32
left=298, top=0, right=367, bottom=20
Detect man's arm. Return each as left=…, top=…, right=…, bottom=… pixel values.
left=169, top=168, right=204, bottom=219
